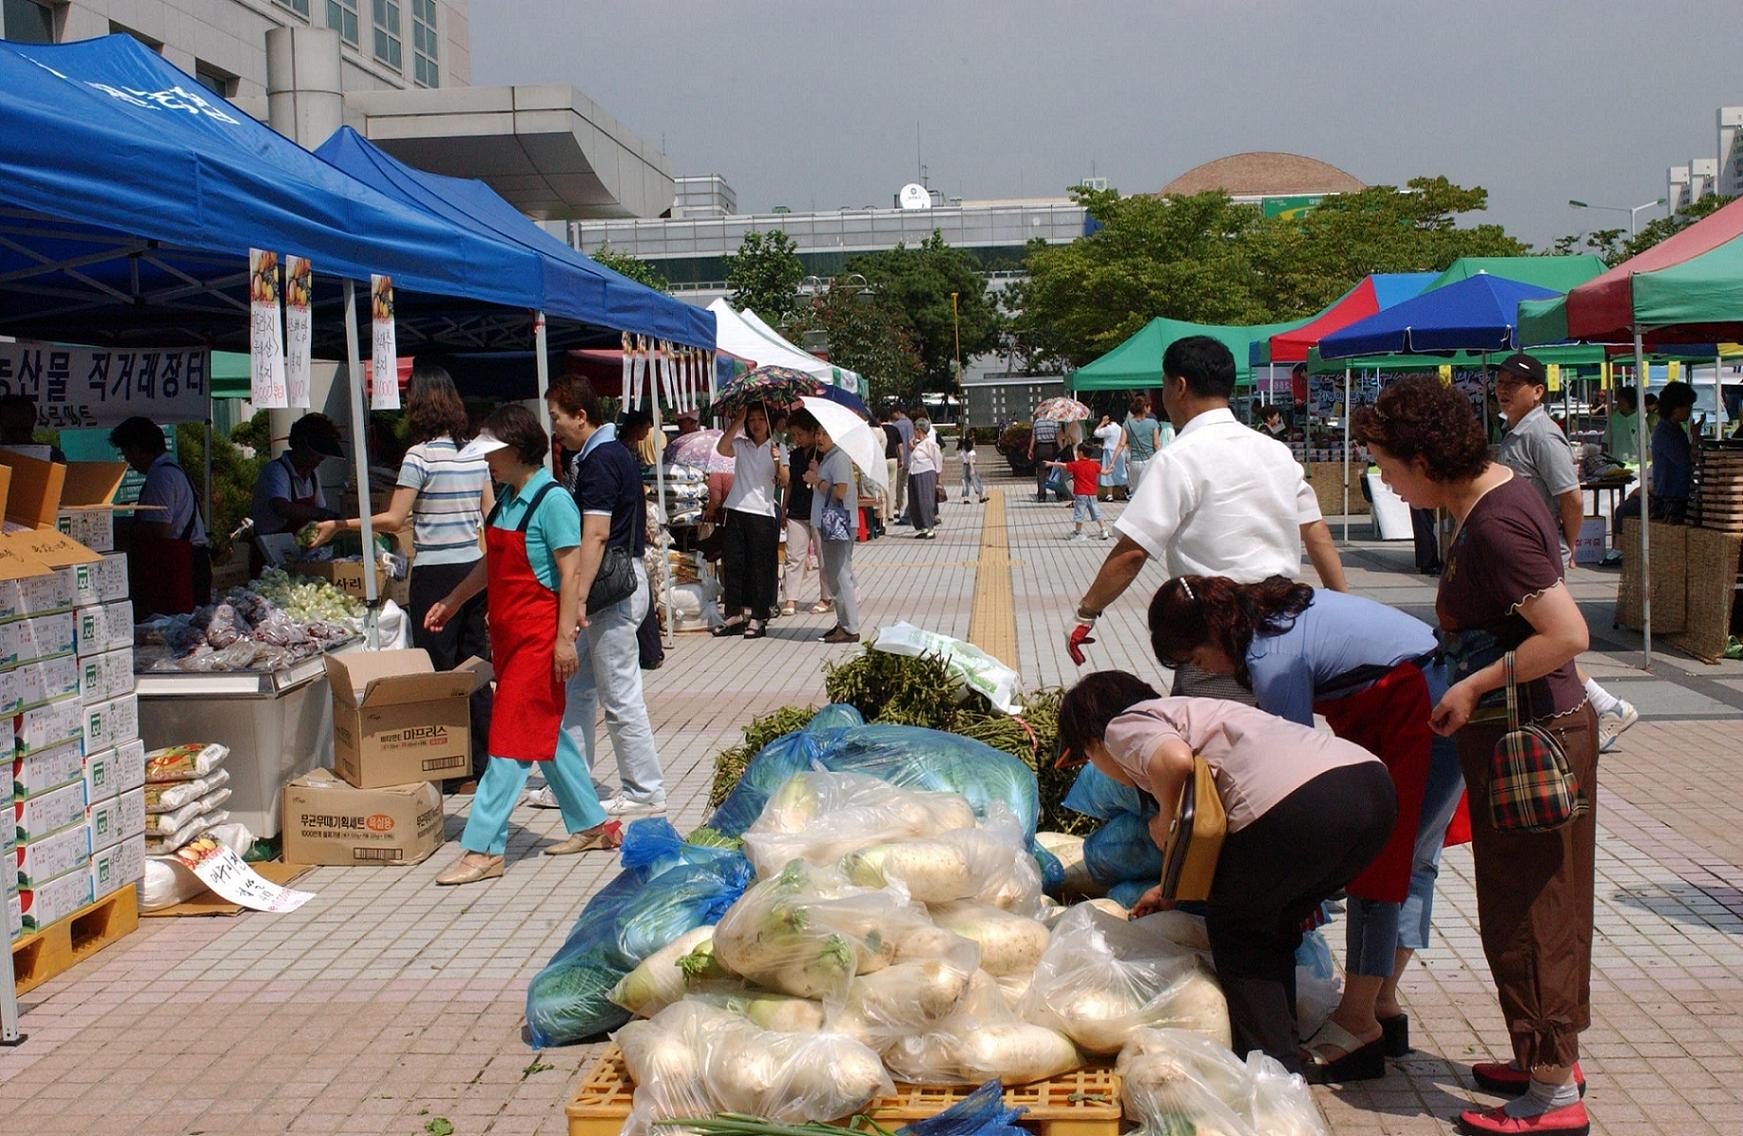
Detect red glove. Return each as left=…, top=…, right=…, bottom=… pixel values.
left=1067, top=621, right=1096, bottom=666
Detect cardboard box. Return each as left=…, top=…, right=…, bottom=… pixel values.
left=82, top=693, right=139, bottom=754
left=0, top=759, right=10, bottom=804
left=74, top=601, right=133, bottom=657
left=282, top=769, right=444, bottom=866
left=20, top=866, right=92, bottom=933
left=87, top=786, right=144, bottom=853
left=12, top=739, right=85, bottom=800
left=0, top=610, right=75, bottom=668
left=89, top=835, right=144, bottom=899
left=1, top=653, right=83, bottom=714
left=14, top=778, right=86, bottom=843
left=84, top=738, right=146, bottom=805
left=16, top=821, right=92, bottom=888
left=78, top=646, right=135, bottom=705
left=16, top=694, right=85, bottom=755
left=0, top=564, right=76, bottom=620
left=6, top=889, right=19, bottom=942
left=325, top=650, right=489, bottom=789
left=290, top=557, right=390, bottom=601
left=70, top=552, right=128, bottom=607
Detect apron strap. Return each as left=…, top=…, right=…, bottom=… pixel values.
left=488, top=481, right=561, bottom=534
left=168, top=460, right=204, bottom=542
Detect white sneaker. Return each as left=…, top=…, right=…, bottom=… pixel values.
left=1068, top=533, right=1088, bottom=543
left=1098, top=529, right=1111, bottom=540
left=601, top=795, right=667, bottom=818
left=1597, top=700, right=1639, bottom=753
left=524, top=786, right=559, bottom=809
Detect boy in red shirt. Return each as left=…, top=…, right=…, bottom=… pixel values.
left=1045, top=443, right=1111, bottom=542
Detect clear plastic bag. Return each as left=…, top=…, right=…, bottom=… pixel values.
left=1131, top=909, right=1212, bottom=954
left=1294, top=928, right=1340, bottom=1040
left=1117, top=1028, right=1257, bottom=1136
left=887, top=970, right=1081, bottom=1086
left=609, top=925, right=715, bottom=1018
left=526, top=821, right=754, bottom=1047
left=742, top=770, right=976, bottom=878
left=1083, top=810, right=1163, bottom=887
left=616, top=999, right=893, bottom=1136
left=929, top=900, right=1050, bottom=979
left=709, top=859, right=926, bottom=1004
left=842, top=803, right=1041, bottom=914
left=1245, top=1051, right=1329, bottom=1136
left=1019, top=905, right=1231, bottom=1054
left=834, top=954, right=979, bottom=1053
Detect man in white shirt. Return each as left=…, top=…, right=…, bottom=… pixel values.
left=1069, top=336, right=1347, bottom=681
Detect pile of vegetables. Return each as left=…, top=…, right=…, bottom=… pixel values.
left=593, top=739, right=1244, bottom=1135
left=1117, top=1028, right=1329, bottom=1136
left=135, top=581, right=355, bottom=673
left=252, top=567, right=366, bottom=623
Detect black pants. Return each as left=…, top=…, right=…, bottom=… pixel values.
left=1206, top=762, right=1396, bottom=1072
left=721, top=509, right=780, bottom=621
left=1033, top=441, right=1059, bottom=499
left=193, top=546, right=214, bottom=608
left=637, top=577, right=664, bottom=668
left=408, top=559, right=494, bottom=780
left=1410, top=507, right=1441, bottom=574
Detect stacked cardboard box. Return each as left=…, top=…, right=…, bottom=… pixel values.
left=2, top=454, right=145, bottom=940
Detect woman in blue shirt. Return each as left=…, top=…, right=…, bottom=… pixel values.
left=1148, top=575, right=1467, bottom=1084
left=425, top=404, right=617, bottom=886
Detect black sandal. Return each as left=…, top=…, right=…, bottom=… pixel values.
left=743, top=620, right=767, bottom=640
left=1301, top=1021, right=1387, bottom=1085
left=1379, top=1013, right=1410, bottom=1057
left=711, top=620, right=746, bottom=638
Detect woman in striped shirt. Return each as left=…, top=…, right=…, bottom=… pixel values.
left=311, top=366, right=496, bottom=781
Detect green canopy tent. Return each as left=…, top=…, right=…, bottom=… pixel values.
left=1068, top=315, right=1309, bottom=392
left=1426, top=255, right=1608, bottom=293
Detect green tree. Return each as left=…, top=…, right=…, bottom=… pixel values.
left=787, top=282, right=926, bottom=408
left=1552, top=227, right=1627, bottom=263
left=1618, top=194, right=1735, bottom=261
left=1012, top=178, right=1530, bottom=371
left=848, top=231, right=1002, bottom=394
left=725, top=230, right=805, bottom=325
left=590, top=244, right=670, bottom=293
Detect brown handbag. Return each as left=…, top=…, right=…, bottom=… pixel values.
left=1159, top=754, right=1227, bottom=903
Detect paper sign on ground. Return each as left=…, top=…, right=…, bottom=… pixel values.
left=370, top=274, right=399, bottom=410
left=285, top=255, right=313, bottom=408
left=173, top=834, right=315, bottom=913
left=248, top=248, right=287, bottom=408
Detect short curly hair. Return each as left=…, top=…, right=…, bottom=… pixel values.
left=1351, top=375, right=1488, bottom=483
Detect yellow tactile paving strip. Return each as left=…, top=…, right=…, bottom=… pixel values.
left=967, top=489, right=1020, bottom=668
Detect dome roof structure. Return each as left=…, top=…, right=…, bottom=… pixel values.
left=1160, top=152, right=1365, bottom=197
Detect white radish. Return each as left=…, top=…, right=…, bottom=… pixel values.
left=930, top=900, right=1050, bottom=977
left=609, top=926, right=714, bottom=1016
left=956, top=1023, right=1081, bottom=1085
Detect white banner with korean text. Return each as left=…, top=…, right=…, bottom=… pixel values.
left=0, top=341, right=208, bottom=427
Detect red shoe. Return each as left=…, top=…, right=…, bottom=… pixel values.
left=1455, top=1101, right=1589, bottom=1135
left=1471, top=1062, right=1586, bottom=1097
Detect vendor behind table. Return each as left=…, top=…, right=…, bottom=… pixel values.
left=248, top=413, right=344, bottom=575
left=109, top=414, right=211, bottom=617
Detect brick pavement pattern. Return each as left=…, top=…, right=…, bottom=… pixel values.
left=5, top=468, right=1742, bottom=1135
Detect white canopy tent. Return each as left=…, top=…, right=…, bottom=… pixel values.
left=707, top=298, right=865, bottom=396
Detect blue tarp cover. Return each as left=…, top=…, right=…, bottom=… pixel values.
left=316, top=127, right=713, bottom=350
left=1318, top=274, right=1562, bottom=360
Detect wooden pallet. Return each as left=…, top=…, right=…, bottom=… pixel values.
left=11, top=886, right=138, bottom=995
left=567, top=1045, right=1122, bottom=1136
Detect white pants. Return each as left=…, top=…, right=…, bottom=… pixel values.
left=1128, top=458, right=1151, bottom=488
left=781, top=518, right=830, bottom=605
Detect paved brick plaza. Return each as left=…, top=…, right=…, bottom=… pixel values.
left=4, top=469, right=1742, bottom=1136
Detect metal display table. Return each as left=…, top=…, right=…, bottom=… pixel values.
left=134, top=642, right=360, bottom=839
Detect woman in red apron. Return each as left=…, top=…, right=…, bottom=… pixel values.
left=425, top=405, right=618, bottom=887
left=1148, top=575, right=1468, bottom=1083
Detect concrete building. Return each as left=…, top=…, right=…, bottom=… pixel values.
left=1664, top=105, right=1743, bottom=212
left=1, top=0, right=673, bottom=219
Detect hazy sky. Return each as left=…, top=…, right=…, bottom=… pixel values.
left=471, top=1, right=1743, bottom=245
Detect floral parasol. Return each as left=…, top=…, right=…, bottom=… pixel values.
left=1034, top=396, right=1092, bottom=422
left=663, top=428, right=734, bottom=474
left=712, top=364, right=821, bottom=418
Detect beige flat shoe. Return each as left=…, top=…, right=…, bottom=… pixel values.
left=809, top=600, right=834, bottom=614
left=544, top=822, right=624, bottom=856
left=780, top=601, right=797, bottom=617
left=434, top=854, right=504, bottom=886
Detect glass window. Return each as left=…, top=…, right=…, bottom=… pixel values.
left=275, top=0, right=312, bottom=18
left=108, top=20, right=162, bottom=51
left=325, top=0, right=359, bottom=46
left=3, top=0, right=55, bottom=43
left=410, top=0, right=438, bottom=87
left=194, top=61, right=238, bottom=98
left=371, top=0, right=401, bottom=70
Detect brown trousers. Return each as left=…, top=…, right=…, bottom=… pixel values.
left=1455, top=703, right=1598, bottom=1070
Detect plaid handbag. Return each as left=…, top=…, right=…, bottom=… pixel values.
left=1487, top=652, right=1587, bottom=833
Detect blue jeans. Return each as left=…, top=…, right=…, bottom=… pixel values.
left=1073, top=494, right=1101, bottom=523
left=461, top=748, right=604, bottom=857
left=561, top=560, right=664, bottom=803
left=1343, top=661, right=1467, bottom=975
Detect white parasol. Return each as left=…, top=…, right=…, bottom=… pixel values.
left=799, top=395, right=887, bottom=493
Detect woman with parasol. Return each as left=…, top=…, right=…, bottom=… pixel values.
left=713, top=401, right=787, bottom=638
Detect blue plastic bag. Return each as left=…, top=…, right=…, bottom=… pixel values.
left=525, top=820, right=754, bottom=1047
left=1107, top=877, right=1153, bottom=910
left=1043, top=465, right=1067, bottom=499
left=901, top=1080, right=1027, bottom=1136
left=1032, top=844, right=1064, bottom=893
left=1062, top=763, right=1152, bottom=821
left=1083, top=810, right=1163, bottom=886
left=707, top=711, right=1040, bottom=844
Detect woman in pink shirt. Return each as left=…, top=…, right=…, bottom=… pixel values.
left=1058, top=669, right=1396, bottom=1073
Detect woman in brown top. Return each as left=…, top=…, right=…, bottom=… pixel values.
left=1354, top=376, right=1597, bottom=1136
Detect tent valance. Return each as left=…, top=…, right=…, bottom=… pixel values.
left=705, top=299, right=863, bottom=396
left=1070, top=315, right=1307, bottom=390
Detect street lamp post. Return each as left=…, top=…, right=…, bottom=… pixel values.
left=1568, top=197, right=1667, bottom=238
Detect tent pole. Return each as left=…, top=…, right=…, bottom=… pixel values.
left=1342, top=366, right=1351, bottom=543
left=653, top=342, right=675, bottom=649
left=1715, top=351, right=1725, bottom=440
left=1633, top=327, right=1651, bottom=668
left=534, top=311, right=553, bottom=464
left=342, top=277, right=379, bottom=649
left=203, top=417, right=214, bottom=603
